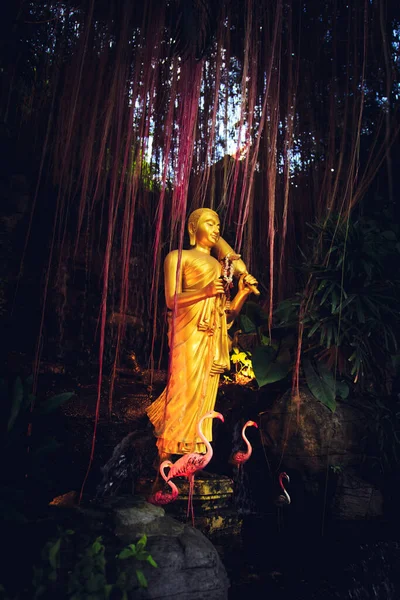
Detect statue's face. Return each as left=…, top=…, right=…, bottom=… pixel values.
left=195, top=211, right=220, bottom=248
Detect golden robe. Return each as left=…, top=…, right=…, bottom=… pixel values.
left=146, top=250, right=230, bottom=454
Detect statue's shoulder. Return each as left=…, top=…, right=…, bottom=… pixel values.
left=164, top=248, right=191, bottom=265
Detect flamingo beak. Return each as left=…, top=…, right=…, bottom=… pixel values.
left=217, top=413, right=224, bottom=422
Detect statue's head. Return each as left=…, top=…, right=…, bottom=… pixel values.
left=188, top=208, right=219, bottom=246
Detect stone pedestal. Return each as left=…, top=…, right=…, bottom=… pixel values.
left=137, top=472, right=242, bottom=540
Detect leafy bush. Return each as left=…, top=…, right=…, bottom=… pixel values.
left=294, top=215, right=400, bottom=387
left=234, top=214, right=400, bottom=413
left=0, top=376, right=75, bottom=520
left=0, top=530, right=157, bottom=600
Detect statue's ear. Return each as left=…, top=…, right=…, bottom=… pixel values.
left=188, top=223, right=196, bottom=246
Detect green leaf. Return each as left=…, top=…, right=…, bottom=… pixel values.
left=333, top=293, right=356, bottom=314
left=240, top=314, right=257, bottom=333
left=117, top=571, right=128, bottom=588
left=231, top=351, right=248, bottom=365
left=303, top=358, right=336, bottom=412
left=252, top=346, right=291, bottom=387
left=86, top=573, right=105, bottom=593
left=37, top=392, right=75, bottom=414
left=260, top=334, right=271, bottom=346
left=382, top=230, right=396, bottom=240
left=91, top=537, right=103, bottom=554
left=146, top=555, right=158, bottom=568
left=118, top=546, right=136, bottom=560
left=307, top=321, right=321, bottom=338
left=319, top=281, right=336, bottom=307
left=7, top=377, right=24, bottom=431
left=331, top=289, right=339, bottom=314
left=48, top=537, right=61, bottom=570
left=273, top=298, right=298, bottom=325
left=241, top=301, right=269, bottom=327
left=320, top=325, right=326, bottom=346
left=317, top=361, right=348, bottom=400
left=136, top=535, right=147, bottom=551
left=336, top=380, right=349, bottom=399
left=326, top=324, right=333, bottom=348
left=391, top=354, right=400, bottom=373
left=23, top=392, right=36, bottom=413
left=355, top=298, right=366, bottom=323
left=136, top=569, right=148, bottom=588
left=136, top=551, right=148, bottom=562
left=318, top=361, right=336, bottom=388
left=362, top=296, right=381, bottom=318
left=316, top=279, right=328, bottom=293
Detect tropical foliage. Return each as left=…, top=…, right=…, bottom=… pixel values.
left=235, top=212, right=400, bottom=412
left=0, top=530, right=157, bottom=599
left=294, top=214, right=400, bottom=386
left=0, top=376, right=74, bottom=519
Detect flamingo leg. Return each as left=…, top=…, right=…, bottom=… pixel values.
left=186, top=476, right=191, bottom=520
left=190, top=476, right=195, bottom=526
left=187, top=475, right=195, bottom=526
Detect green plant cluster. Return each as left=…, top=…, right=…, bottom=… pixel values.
left=0, top=530, right=157, bottom=600
left=230, top=347, right=255, bottom=380
left=0, top=375, right=74, bottom=520
left=361, top=387, right=400, bottom=474
left=295, top=215, right=400, bottom=386
left=233, top=213, right=400, bottom=414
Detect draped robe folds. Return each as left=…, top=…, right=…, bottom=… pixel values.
left=146, top=250, right=231, bottom=455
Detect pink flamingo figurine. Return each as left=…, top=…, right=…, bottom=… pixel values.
left=229, top=420, right=258, bottom=468
left=147, top=461, right=179, bottom=506
left=276, top=471, right=291, bottom=505
left=160, top=410, right=224, bottom=525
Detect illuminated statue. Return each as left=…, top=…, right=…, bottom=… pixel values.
left=146, top=208, right=258, bottom=465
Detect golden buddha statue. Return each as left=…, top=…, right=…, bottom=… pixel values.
left=146, top=208, right=258, bottom=465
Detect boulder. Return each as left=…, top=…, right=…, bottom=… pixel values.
left=332, top=469, right=383, bottom=520
left=260, top=387, right=367, bottom=475
left=83, top=496, right=230, bottom=600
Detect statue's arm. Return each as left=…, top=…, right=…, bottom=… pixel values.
left=164, top=251, right=225, bottom=310
left=226, top=273, right=259, bottom=323
left=213, top=237, right=246, bottom=274
left=214, top=237, right=260, bottom=296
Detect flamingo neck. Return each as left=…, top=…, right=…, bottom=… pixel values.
left=167, top=479, right=179, bottom=498
left=161, top=461, right=173, bottom=483
left=241, top=425, right=252, bottom=459
left=197, top=414, right=213, bottom=459
left=279, top=476, right=290, bottom=503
